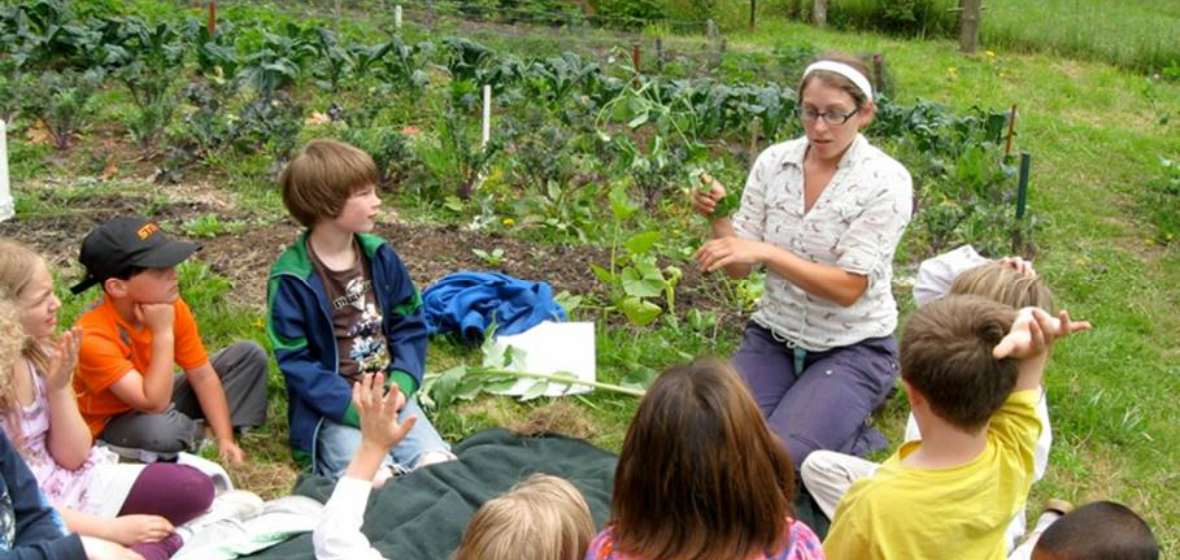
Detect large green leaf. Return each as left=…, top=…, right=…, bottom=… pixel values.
left=620, top=296, right=661, bottom=326
left=520, top=379, right=549, bottom=401
left=621, top=265, right=664, bottom=298
left=625, top=231, right=660, bottom=255
left=609, top=186, right=638, bottom=221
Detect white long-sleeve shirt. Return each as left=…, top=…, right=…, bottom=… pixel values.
left=313, top=476, right=387, bottom=560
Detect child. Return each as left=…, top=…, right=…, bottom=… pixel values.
left=805, top=253, right=1058, bottom=547
left=586, top=358, right=825, bottom=560
left=69, top=218, right=268, bottom=464
left=312, top=373, right=594, bottom=560
left=0, top=296, right=143, bottom=560
left=1028, top=501, right=1158, bottom=560
left=268, top=139, right=451, bottom=478
left=0, top=239, right=216, bottom=560
left=819, top=296, right=1090, bottom=559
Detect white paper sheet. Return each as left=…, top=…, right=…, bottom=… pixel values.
left=490, top=321, right=596, bottom=398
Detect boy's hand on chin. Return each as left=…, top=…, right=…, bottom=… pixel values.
left=135, top=303, right=175, bottom=333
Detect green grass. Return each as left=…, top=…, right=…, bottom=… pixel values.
left=763, top=0, right=1180, bottom=75
left=981, top=0, right=1180, bottom=74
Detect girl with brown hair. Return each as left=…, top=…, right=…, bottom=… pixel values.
left=586, top=359, right=825, bottom=560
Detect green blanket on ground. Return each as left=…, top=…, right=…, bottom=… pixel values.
left=242, top=428, right=830, bottom=560
left=242, top=429, right=617, bottom=560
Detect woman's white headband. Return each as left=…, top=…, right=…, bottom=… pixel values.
left=803, top=61, right=874, bottom=101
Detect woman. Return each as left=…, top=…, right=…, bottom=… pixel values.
left=693, top=53, right=913, bottom=468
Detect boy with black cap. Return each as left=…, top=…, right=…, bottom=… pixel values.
left=71, top=217, right=267, bottom=464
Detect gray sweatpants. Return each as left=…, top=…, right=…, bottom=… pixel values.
left=100, top=341, right=269, bottom=458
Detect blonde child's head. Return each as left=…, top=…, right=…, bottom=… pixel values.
left=0, top=239, right=56, bottom=369
left=454, top=474, right=594, bottom=560
left=950, top=261, right=1056, bottom=313
left=280, top=139, right=380, bottom=229
left=611, top=358, right=795, bottom=560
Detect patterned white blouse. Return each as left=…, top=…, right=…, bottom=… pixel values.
left=732, top=134, right=913, bottom=352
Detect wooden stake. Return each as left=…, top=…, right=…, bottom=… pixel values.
left=1012, top=152, right=1032, bottom=253
left=207, top=2, right=216, bottom=34
left=749, top=0, right=756, bottom=30
left=655, top=37, right=665, bottom=72
left=872, top=54, right=884, bottom=95
left=1004, top=104, right=1018, bottom=156
left=632, top=43, right=641, bottom=74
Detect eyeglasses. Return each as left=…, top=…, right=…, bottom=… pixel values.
left=799, top=107, right=860, bottom=126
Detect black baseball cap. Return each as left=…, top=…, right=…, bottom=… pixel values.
left=71, top=217, right=200, bottom=294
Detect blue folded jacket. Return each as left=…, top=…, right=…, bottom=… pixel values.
left=421, top=271, right=567, bottom=344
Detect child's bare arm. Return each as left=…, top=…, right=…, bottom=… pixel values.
left=344, top=373, right=417, bottom=482
left=107, top=303, right=176, bottom=413
left=994, top=308, right=1092, bottom=391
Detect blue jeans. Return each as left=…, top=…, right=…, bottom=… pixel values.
left=312, top=396, right=451, bottom=479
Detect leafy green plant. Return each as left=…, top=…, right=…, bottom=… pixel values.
left=472, top=248, right=506, bottom=267
left=182, top=214, right=246, bottom=238
left=19, top=68, right=103, bottom=150
left=417, top=81, right=502, bottom=199
left=341, top=126, right=415, bottom=188
left=589, top=185, right=682, bottom=326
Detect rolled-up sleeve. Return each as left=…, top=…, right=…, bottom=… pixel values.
left=836, top=164, right=913, bottom=276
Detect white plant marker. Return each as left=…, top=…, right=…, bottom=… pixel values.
left=395, top=5, right=402, bottom=28
left=0, top=120, right=12, bottom=222
left=481, top=85, right=491, bottom=147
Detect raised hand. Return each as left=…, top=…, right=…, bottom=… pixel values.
left=355, top=373, right=417, bottom=454
left=994, top=308, right=1092, bottom=360
left=45, top=326, right=82, bottom=392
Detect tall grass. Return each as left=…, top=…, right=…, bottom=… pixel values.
left=760, top=0, right=1180, bottom=75
left=980, top=0, right=1180, bottom=74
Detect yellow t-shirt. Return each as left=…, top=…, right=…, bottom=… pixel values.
left=823, top=389, right=1041, bottom=560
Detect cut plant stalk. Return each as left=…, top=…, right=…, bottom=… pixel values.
left=473, top=366, right=647, bottom=397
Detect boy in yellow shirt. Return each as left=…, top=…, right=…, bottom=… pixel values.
left=818, top=295, right=1090, bottom=559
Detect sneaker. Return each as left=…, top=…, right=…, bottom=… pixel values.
left=1043, top=499, right=1074, bottom=517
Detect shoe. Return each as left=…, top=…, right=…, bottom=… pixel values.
left=1043, top=499, right=1074, bottom=517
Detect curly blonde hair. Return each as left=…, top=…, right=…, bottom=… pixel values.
left=0, top=297, right=24, bottom=422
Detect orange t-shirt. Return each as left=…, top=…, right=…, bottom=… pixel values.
left=74, top=297, right=209, bottom=437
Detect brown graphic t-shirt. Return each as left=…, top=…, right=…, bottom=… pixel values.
left=308, top=239, right=390, bottom=383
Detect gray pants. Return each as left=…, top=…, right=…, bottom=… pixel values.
left=100, top=341, right=269, bottom=457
